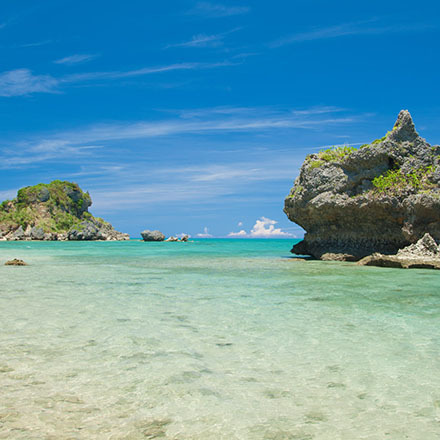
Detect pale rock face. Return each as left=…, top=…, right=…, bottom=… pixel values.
left=358, top=234, right=440, bottom=270
left=284, top=110, right=440, bottom=260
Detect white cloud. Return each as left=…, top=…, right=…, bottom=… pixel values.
left=54, top=54, right=98, bottom=65
left=190, top=2, right=249, bottom=17
left=228, top=229, right=247, bottom=237
left=250, top=217, right=292, bottom=237
left=197, top=227, right=213, bottom=238
left=270, top=20, right=434, bottom=48
left=165, top=28, right=241, bottom=49
left=0, top=62, right=234, bottom=97
left=0, top=69, right=59, bottom=97
left=166, top=33, right=224, bottom=49
left=228, top=217, right=293, bottom=238
left=0, top=105, right=354, bottom=169
left=18, top=40, right=53, bottom=48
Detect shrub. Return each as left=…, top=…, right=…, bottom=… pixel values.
left=372, top=165, right=436, bottom=193
left=317, top=145, right=358, bottom=163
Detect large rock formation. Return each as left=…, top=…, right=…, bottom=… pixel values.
left=0, top=180, right=129, bottom=241
left=284, top=110, right=440, bottom=260
left=141, top=230, right=165, bottom=241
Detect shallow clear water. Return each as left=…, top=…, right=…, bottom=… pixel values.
left=0, top=239, right=439, bottom=439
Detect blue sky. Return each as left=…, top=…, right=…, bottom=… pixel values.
left=1, top=0, right=439, bottom=238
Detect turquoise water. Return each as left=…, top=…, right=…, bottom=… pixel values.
left=1, top=239, right=440, bottom=439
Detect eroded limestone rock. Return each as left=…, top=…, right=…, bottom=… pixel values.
left=358, top=234, right=440, bottom=270
left=284, top=111, right=440, bottom=260
left=141, top=230, right=165, bottom=242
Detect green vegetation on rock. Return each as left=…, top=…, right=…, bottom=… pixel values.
left=306, top=145, right=359, bottom=168
left=372, top=165, right=437, bottom=194
left=317, top=145, right=358, bottom=162
left=0, top=180, right=92, bottom=233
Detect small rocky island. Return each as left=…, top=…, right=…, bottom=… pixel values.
left=140, top=230, right=189, bottom=242
left=0, top=180, right=129, bottom=241
left=284, top=110, right=440, bottom=264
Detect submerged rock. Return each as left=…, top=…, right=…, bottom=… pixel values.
left=5, top=259, right=27, bottom=266
left=141, top=230, right=165, bottom=241
left=0, top=180, right=129, bottom=241
left=284, top=110, right=440, bottom=260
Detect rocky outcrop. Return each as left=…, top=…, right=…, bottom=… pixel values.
left=358, top=233, right=440, bottom=269
left=284, top=110, right=440, bottom=260
left=165, top=235, right=189, bottom=242
left=5, top=259, right=27, bottom=266
left=141, top=230, right=165, bottom=241
left=0, top=180, right=129, bottom=241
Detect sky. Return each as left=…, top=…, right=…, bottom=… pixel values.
left=1, top=0, right=439, bottom=238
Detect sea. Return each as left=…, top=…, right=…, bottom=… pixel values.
left=0, top=239, right=439, bottom=439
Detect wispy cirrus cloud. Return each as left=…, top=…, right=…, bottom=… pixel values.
left=165, top=27, right=241, bottom=49
left=196, top=227, right=213, bottom=238
left=0, top=69, right=60, bottom=97
left=189, top=2, right=249, bottom=18
left=0, top=107, right=356, bottom=170
left=54, top=53, right=98, bottom=65
left=166, top=33, right=225, bottom=49
left=0, top=61, right=234, bottom=97
left=18, top=40, right=53, bottom=48
left=270, top=20, right=435, bottom=48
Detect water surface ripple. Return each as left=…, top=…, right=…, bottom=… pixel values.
left=1, top=239, right=439, bottom=439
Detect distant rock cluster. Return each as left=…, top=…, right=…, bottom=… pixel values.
left=284, top=110, right=440, bottom=262
left=141, top=230, right=189, bottom=242
left=0, top=180, right=129, bottom=241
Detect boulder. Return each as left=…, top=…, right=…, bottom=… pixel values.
left=141, top=230, right=165, bottom=241
left=165, top=236, right=179, bottom=242
left=5, top=259, right=27, bottom=266
left=68, top=221, right=102, bottom=241
left=37, top=187, right=50, bottom=202
left=284, top=111, right=440, bottom=260
left=358, top=234, right=440, bottom=269
left=11, top=226, right=25, bottom=240
left=30, top=226, right=45, bottom=240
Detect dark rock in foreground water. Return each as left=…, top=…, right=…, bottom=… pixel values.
left=141, top=230, right=165, bottom=241
left=5, top=259, right=27, bottom=266
left=284, top=110, right=440, bottom=260
left=0, top=180, right=129, bottom=241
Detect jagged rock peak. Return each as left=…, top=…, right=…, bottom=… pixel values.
left=284, top=110, right=440, bottom=260
left=388, top=109, right=419, bottom=143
